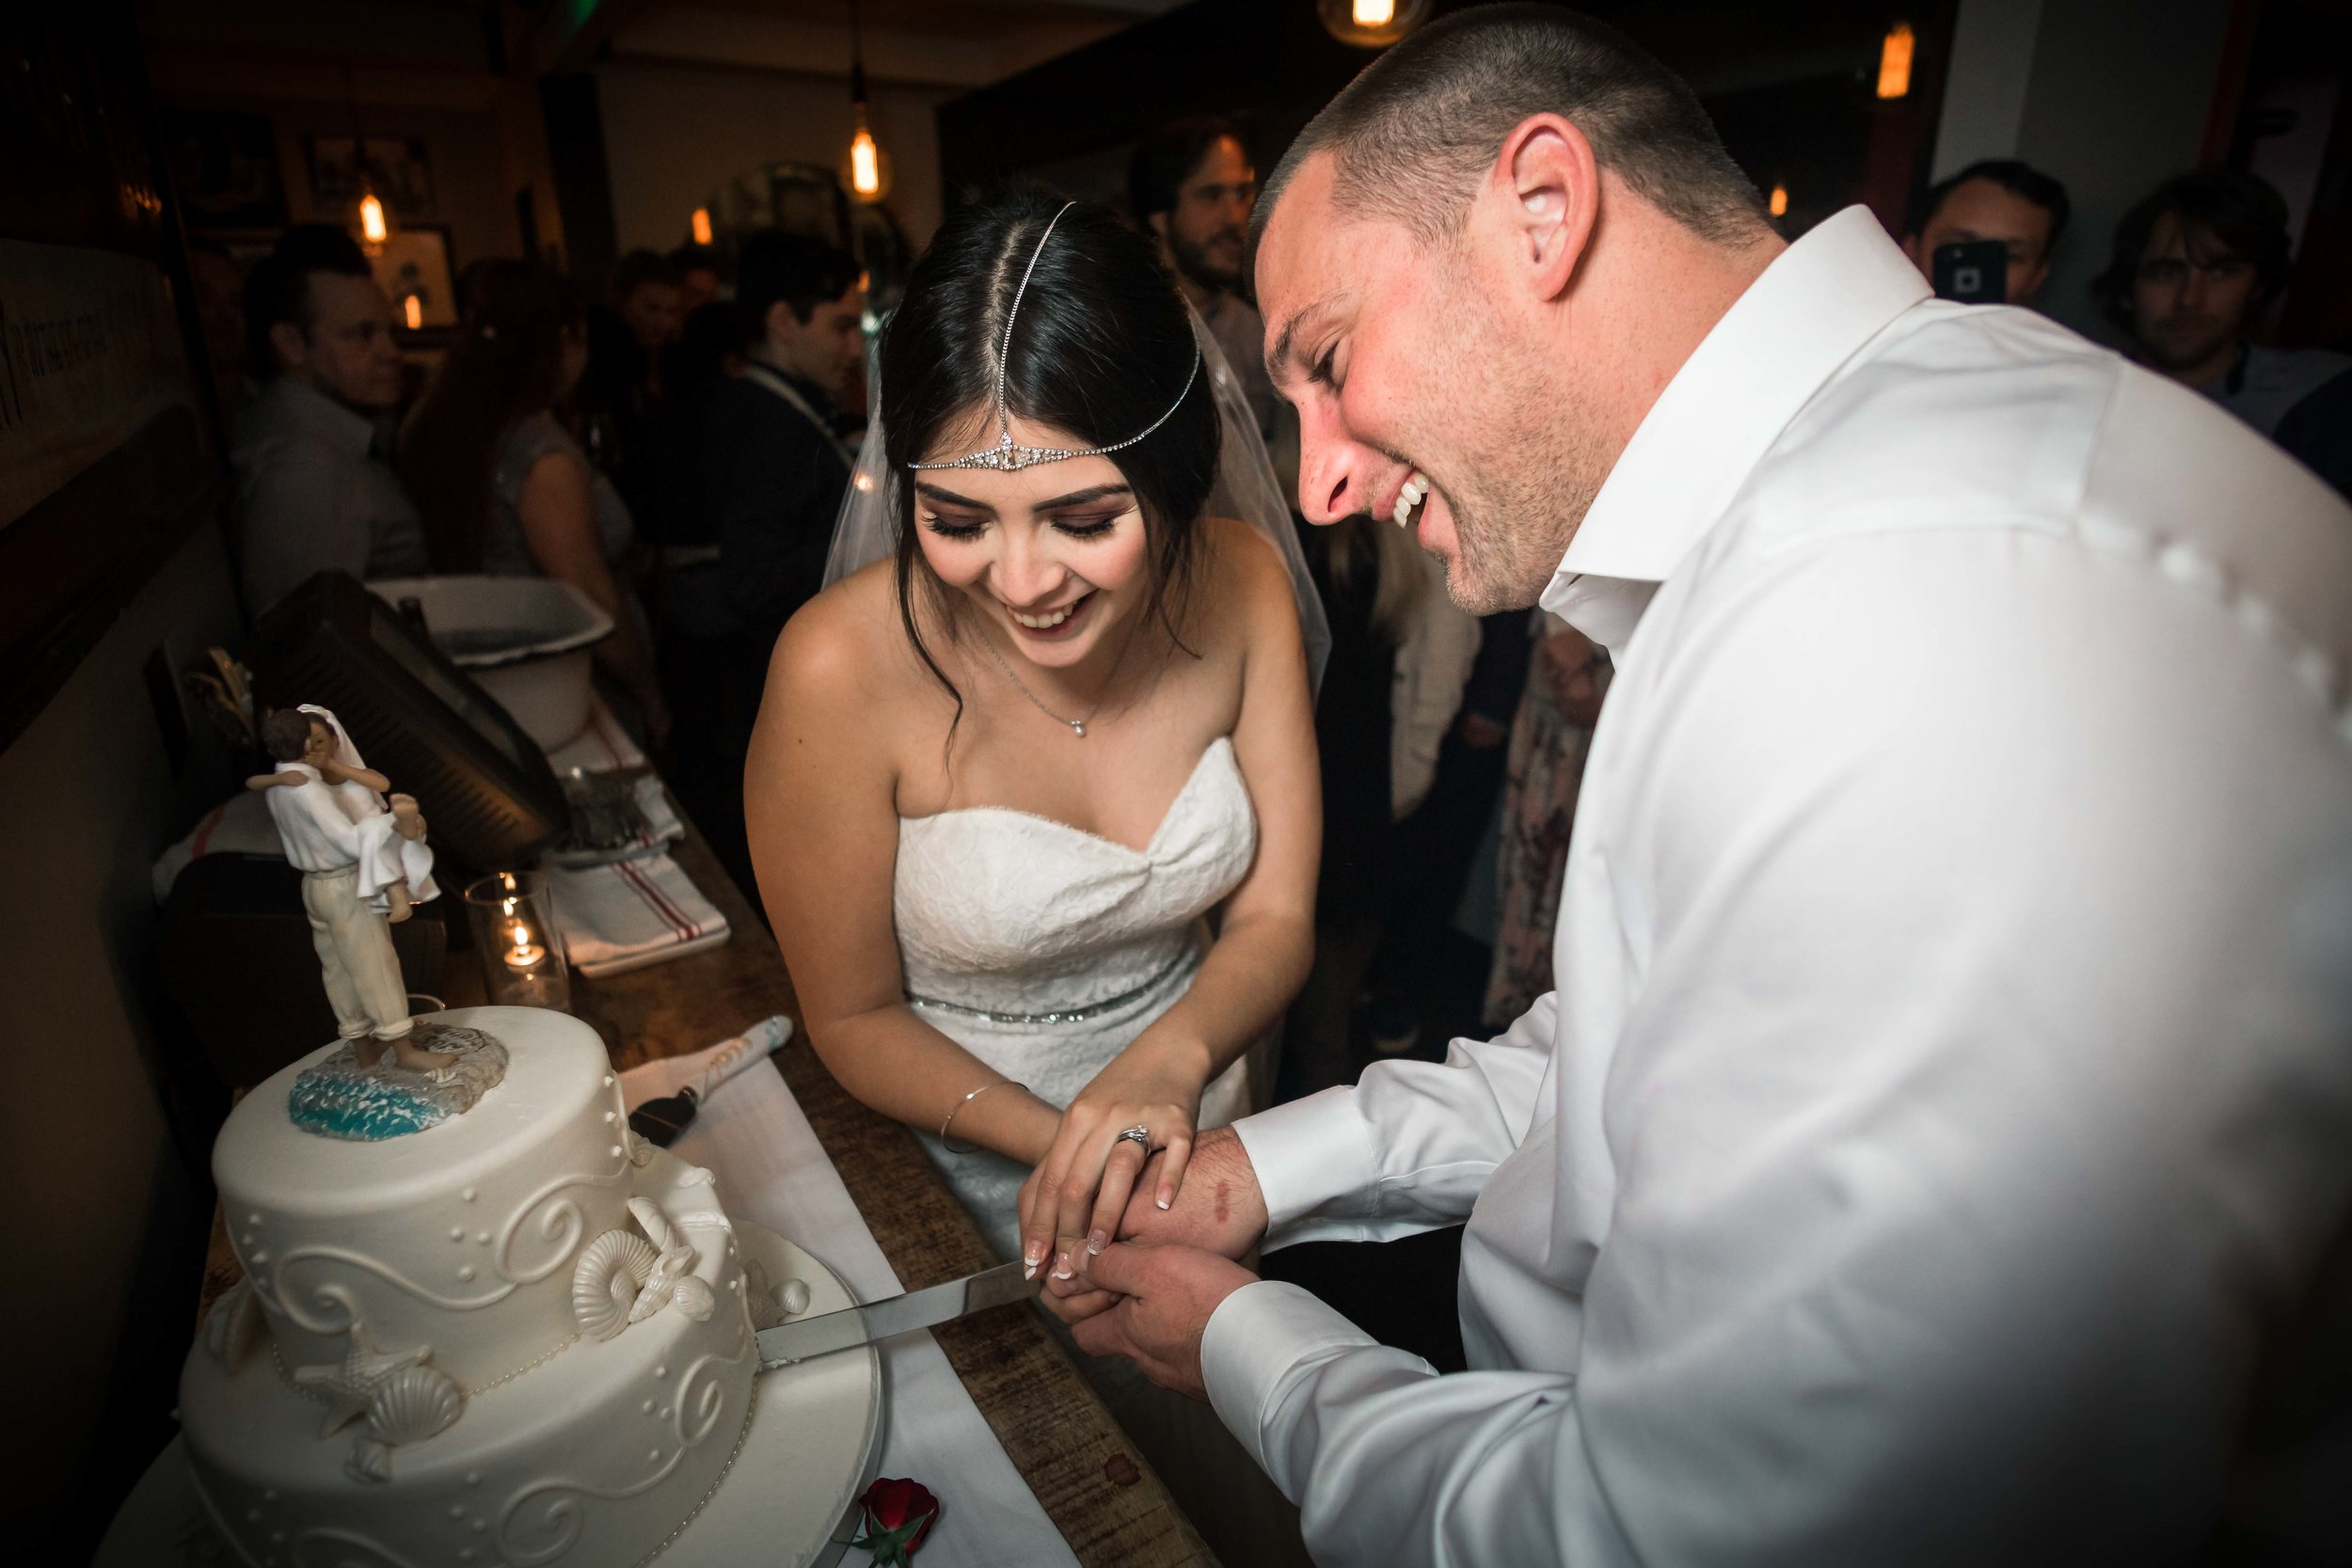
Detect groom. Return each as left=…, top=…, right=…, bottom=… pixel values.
left=1049, top=7, right=2352, bottom=1563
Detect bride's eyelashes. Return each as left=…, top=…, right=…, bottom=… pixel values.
left=919, top=510, right=1133, bottom=541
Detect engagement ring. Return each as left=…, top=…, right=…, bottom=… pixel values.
left=1114, top=1124, right=1152, bottom=1151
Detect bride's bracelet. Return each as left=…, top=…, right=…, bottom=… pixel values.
left=940, top=1079, right=1025, bottom=1155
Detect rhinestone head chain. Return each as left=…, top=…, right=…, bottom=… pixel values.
left=908, top=200, right=1201, bottom=473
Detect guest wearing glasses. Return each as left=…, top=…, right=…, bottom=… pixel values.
left=2096, top=169, right=2349, bottom=499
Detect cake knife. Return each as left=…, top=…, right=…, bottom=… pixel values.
left=755, top=1261, right=1040, bottom=1367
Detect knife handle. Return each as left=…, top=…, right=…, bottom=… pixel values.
left=695, top=1015, right=794, bottom=1098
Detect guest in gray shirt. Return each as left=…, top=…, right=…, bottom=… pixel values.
left=232, top=226, right=427, bottom=615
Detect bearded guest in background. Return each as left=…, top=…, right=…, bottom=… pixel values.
left=1051, top=8, right=2352, bottom=1565
left=1132, top=117, right=1298, bottom=499
left=2098, top=168, right=2351, bottom=500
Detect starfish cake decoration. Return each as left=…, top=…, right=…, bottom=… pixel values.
left=291, top=1322, right=431, bottom=1438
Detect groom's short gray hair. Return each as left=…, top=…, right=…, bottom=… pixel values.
left=1258, top=4, right=1766, bottom=249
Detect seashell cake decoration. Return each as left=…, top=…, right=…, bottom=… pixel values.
left=568, top=1197, right=711, bottom=1340
left=349, top=1363, right=465, bottom=1482
left=572, top=1229, right=660, bottom=1342
left=288, top=1323, right=468, bottom=1484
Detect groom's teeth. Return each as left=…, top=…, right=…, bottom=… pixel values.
left=1011, top=604, right=1075, bottom=629
left=1392, top=469, right=1430, bottom=530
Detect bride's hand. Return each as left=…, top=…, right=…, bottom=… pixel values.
left=1016, top=1041, right=1208, bottom=1281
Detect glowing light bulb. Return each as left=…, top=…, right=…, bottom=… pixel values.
left=1769, top=183, right=1788, bottom=217
left=1876, top=23, right=1915, bottom=100
left=691, top=206, right=713, bottom=246
left=850, top=127, right=881, bottom=198
left=358, top=191, right=388, bottom=245
left=403, top=294, right=422, bottom=330
left=1353, top=0, right=1395, bottom=24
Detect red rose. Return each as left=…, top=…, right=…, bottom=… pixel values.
left=853, top=1476, right=940, bottom=1565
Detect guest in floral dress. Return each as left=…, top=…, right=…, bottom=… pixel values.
left=1485, top=621, right=1612, bottom=1027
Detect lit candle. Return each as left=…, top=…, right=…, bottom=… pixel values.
left=505, top=921, right=546, bottom=972
left=1355, top=0, right=1396, bottom=25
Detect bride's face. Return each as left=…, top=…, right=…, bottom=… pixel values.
left=910, top=410, right=1153, bottom=671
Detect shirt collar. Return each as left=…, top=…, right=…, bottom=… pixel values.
left=261, top=375, right=381, bottom=461
left=1540, top=207, right=1931, bottom=626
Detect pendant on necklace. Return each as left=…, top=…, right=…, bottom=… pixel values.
left=1070, top=721, right=1087, bottom=737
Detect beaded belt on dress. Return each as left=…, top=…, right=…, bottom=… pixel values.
left=905, top=949, right=1192, bottom=1026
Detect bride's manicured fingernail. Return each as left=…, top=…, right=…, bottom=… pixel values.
left=1156, top=1192, right=1172, bottom=1210
left=1053, top=1251, right=1073, bottom=1280
left=1024, top=1259, right=1038, bottom=1281
left=1024, top=1238, right=1044, bottom=1268
left=1087, top=1229, right=1107, bottom=1256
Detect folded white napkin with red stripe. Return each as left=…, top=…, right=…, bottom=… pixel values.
left=545, top=850, right=730, bottom=976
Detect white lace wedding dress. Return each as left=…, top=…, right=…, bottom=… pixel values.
left=894, top=736, right=1257, bottom=1260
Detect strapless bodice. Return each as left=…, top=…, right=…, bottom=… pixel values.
left=893, top=737, right=1257, bottom=1020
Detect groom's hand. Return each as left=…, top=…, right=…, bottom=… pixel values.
left=1043, top=1126, right=1266, bottom=1304
left=1064, top=1243, right=1258, bottom=1402
left=1124, top=1126, right=1268, bottom=1254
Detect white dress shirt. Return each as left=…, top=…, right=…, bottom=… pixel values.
left=232, top=376, right=428, bottom=617
left=1204, top=208, right=2352, bottom=1566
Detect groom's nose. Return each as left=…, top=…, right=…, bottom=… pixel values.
left=1295, top=402, right=1368, bottom=526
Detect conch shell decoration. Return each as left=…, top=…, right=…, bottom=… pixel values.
left=568, top=1198, right=709, bottom=1340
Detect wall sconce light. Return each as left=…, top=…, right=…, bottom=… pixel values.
left=402, top=293, right=422, bottom=330
left=1769, top=182, right=1789, bottom=218
left=1877, top=22, right=1915, bottom=100
left=691, top=207, right=714, bottom=246
left=1320, top=0, right=1430, bottom=49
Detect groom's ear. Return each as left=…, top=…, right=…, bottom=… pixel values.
left=1486, top=113, right=1599, bottom=305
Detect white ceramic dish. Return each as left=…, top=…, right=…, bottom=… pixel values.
left=369, top=576, right=612, bottom=752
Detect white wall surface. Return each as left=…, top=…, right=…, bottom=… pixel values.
left=0, top=521, right=243, bottom=1524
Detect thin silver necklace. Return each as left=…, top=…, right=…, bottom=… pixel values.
left=972, top=615, right=1132, bottom=738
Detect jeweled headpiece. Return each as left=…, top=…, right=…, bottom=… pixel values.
left=908, top=200, right=1201, bottom=473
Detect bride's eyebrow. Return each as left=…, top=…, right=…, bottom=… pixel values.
left=914, top=482, right=989, bottom=509
left=1033, top=483, right=1132, bottom=510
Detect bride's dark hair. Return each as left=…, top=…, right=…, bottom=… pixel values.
left=880, top=186, right=1217, bottom=712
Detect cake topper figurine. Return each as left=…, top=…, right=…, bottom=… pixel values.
left=252, top=706, right=507, bottom=1139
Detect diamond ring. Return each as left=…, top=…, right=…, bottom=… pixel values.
left=1114, top=1124, right=1151, bottom=1152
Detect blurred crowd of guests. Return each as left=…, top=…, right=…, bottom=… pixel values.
left=189, top=125, right=2351, bottom=1086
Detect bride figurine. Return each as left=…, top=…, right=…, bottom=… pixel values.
left=250, top=705, right=452, bottom=1077
left=748, top=194, right=1327, bottom=1527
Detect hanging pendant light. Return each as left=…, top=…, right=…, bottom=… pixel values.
left=1319, top=0, right=1430, bottom=48
left=343, top=69, right=393, bottom=256
left=843, top=1, right=890, bottom=203
left=1876, top=22, right=1915, bottom=100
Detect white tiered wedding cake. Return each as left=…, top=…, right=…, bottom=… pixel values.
left=178, top=1006, right=866, bottom=1567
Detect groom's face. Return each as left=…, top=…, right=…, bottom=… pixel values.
left=1257, top=154, right=1578, bottom=614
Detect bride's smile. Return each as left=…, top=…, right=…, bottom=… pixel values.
left=910, top=436, right=1152, bottom=671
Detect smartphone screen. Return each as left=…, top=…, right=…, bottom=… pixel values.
left=1932, top=239, right=2009, bottom=305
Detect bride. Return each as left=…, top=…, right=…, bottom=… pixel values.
left=745, top=190, right=1327, bottom=1287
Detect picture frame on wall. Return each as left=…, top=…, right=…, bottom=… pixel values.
left=370, top=224, right=457, bottom=332
left=161, top=112, right=287, bottom=230
left=307, top=134, right=434, bottom=218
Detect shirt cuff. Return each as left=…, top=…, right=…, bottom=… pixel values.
left=1200, top=1279, right=1381, bottom=1491
left=1232, top=1085, right=1384, bottom=1240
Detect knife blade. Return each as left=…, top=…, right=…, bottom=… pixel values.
left=755, top=1260, right=1040, bottom=1368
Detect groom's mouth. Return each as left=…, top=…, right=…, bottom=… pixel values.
left=1391, top=468, right=1433, bottom=532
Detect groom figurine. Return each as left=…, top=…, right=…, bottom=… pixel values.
left=1052, top=8, right=2352, bottom=1564
left=252, top=706, right=451, bottom=1075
